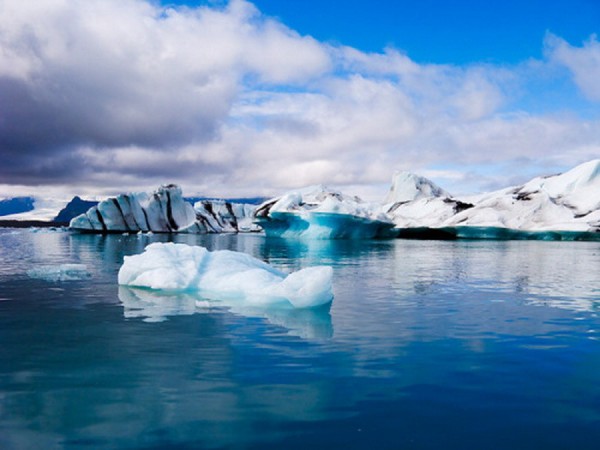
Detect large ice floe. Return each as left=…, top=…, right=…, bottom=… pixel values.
left=385, top=159, right=600, bottom=240
left=118, top=243, right=334, bottom=309
left=254, top=185, right=395, bottom=239
left=69, top=185, right=257, bottom=234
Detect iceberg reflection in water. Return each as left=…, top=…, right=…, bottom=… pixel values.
left=118, top=286, right=333, bottom=339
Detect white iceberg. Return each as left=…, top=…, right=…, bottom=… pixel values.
left=69, top=185, right=258, bottom=234
left=254, top=185, right=394, bottom=239
left=385, top=160, right=600, bottom=239
left=118, top=243, right=334, bottom=308
left=70, top=184, right=196, bottom=233
left=70, top=161, right=600, bottom=240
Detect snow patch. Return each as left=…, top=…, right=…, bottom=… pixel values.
left=383, top=171, right=450, bottom=204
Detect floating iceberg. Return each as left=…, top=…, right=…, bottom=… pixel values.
left=69, top=185, right=257, bottom=234
left=385, top=160, right=600, bottom=240
left=118, top=243, right=333, bottom=308
left=254, top=185, right=394, bottom=239
left=71, top=160, right=600, bottom=240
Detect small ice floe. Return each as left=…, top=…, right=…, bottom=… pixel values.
left=27, top=264, right=91, bottom=282
left=118, top=242, right=334, bottom=309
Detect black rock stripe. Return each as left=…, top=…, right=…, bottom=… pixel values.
left=196, top=213, right=218, bottom=233
left=202, top=202, right=223, bottom=227
left=95, top=209, right=107, bottom=233
left=142, top=208, right=152, bottom=232
left=124, top=195, right=142, bottom=230
left=155, top=193, right=172, bottom=232
left=112, top=198, right=131, bottom=232
left=166, top=191, right=178, bottom=231
left=225, top=202, right=239, bottom=230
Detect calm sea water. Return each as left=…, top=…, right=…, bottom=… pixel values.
left=1, top=228, right=599, bottom=449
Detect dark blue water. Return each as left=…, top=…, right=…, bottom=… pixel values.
left=1, top=228, right=599, bottom=449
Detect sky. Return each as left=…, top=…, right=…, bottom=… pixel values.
left=0, top=0, right=599, bottom=201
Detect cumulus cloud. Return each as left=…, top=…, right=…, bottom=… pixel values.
left=0, top=0, right=598, bottom=201
left=546, top=33, right=600, bottom=101
left=0, top=0, right=328, bottom=185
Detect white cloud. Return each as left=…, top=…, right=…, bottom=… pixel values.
left=0, top=0, right=598, bottom=201
left=0, top=0, right=329, bottom=154
left=545, top=33, right=600, bottom=101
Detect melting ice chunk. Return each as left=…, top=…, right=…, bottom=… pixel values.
left=118, top=243, right=334, bottom=308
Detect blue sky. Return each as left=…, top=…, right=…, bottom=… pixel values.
left=0, top=0, right=599, bottom=200
left=170, top=0, right=600, bottom=63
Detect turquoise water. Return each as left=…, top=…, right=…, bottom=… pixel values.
left=1, top=229, right=600, bottom=449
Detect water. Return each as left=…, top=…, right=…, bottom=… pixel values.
left=1, top=228, right=599, bottom=449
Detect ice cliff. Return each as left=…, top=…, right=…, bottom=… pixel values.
left=69, top=185, right=257, bottom=234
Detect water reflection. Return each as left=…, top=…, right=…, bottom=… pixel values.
left=26, top=264, right=91, bottom=282
left=258, top=236, right=396, bottom=271
left=388, top=240, right=600, bottom=313
left=2, top=230, right=600, bottom=448
left=3, top=229, right=599, bottom=316
left=118, top=286, right=333, bottom=339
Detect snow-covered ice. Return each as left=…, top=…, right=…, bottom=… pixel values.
left=385, top=159, right=600, bottom=238
left=0, top=197, right=71, bottom=221
left=71, top=159, right=600, bottom=240
left=118, top=243, right=334, bottom=308
left=254, top=185, right=394, bottom=239
left=383, top=171, right=450, bottom=204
